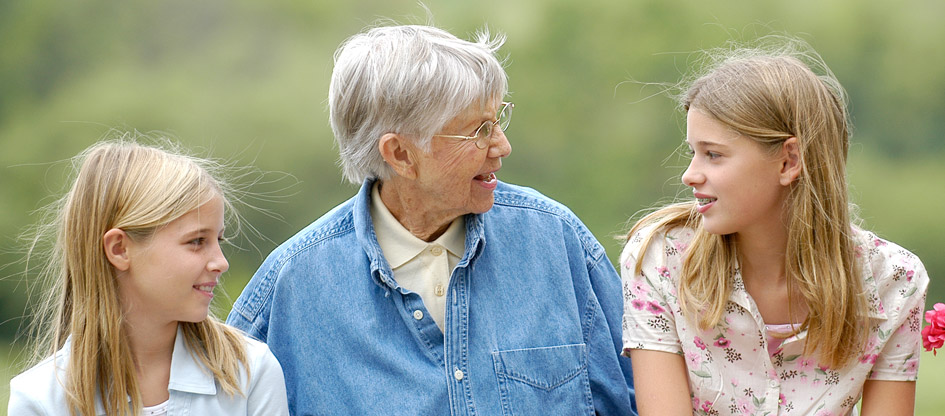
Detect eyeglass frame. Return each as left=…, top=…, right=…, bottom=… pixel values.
left=432, top=102, right=513, bottom=149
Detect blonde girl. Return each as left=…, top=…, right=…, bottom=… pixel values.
left=8, top=137, right=288, bottom=415
left=621, top=40, right=928, bottom=415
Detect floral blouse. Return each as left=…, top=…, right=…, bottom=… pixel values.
left=621, top=226, right=928, bottom=416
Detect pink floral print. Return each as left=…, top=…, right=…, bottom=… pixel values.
left=621, top=227, right=928, bottom=415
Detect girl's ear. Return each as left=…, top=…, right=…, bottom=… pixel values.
left=103, top=228, right=131, bottom=271
left=779, top=137, right=802, bottom=186
left=378, top=133, right=419, bottom=180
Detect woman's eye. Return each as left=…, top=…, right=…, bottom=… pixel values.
left=706, top=151, right=721, bottom=159
left=189, top=237, right=205, bottom=246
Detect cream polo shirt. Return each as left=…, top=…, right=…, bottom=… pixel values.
left=371, top=183, right=465, bottom=330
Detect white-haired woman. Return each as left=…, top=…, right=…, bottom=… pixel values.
left=227, top=24, right=636, bottom=415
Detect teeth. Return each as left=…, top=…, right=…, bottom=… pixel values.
left=697, top=197, right=716, bottom=205
left=195, top=285, right=214, bottom=292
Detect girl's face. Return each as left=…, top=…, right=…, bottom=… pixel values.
left=681, top=109, right=791, bottom=238
left=118, top=196, right=229, bottom=326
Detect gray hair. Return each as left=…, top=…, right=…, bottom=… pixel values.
left=328, top=25, right=508, bottom=184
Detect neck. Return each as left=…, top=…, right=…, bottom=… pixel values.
left=734, top=225, right=789, bottom=285
left=378, top=179, right=457, bottom=242
left=123, top=314, right=177, bottom=369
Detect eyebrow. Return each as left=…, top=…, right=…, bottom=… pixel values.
left=182, top=228, right=223, bottom=238
left=685, top=138, right=729, bottom=148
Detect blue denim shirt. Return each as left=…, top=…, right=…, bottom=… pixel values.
left=226, top=180, right=636, bottom=415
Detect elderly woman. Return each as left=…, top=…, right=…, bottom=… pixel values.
left=227, top=24, right=636, bottom=415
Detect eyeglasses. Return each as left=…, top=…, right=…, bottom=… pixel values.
left=433, top=102, right=513, bottom=149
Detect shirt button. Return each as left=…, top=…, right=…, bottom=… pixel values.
left=431, top=246, right=444, bottom=256
left=434, top=284, right=445, bottom=297
left=413, top=310, right=423, bottom=320
left=453, top=368, right=464, bottom=381
left=769, top=380, right=778, bottom=388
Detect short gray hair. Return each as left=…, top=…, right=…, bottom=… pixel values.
left=328, top=25, right=508, bottom=184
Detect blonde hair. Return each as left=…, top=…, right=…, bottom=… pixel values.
left=26, top=134, right=249, bottom=416
left=629, top=38, right=868, bottom=369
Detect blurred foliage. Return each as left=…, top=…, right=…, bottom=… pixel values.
left=1, top=0, right=943, bottom=391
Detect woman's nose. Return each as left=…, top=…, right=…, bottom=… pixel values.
left=488, top=126, right=511, bottom=158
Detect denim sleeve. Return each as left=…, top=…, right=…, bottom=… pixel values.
left=585, top=254, right=638, bottom=416
left=226, top=255, right=278, bottom=342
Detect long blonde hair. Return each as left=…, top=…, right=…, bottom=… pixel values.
left=629, top=39, right=868, bottom=369
left=26, top=134, right=249, bottom=416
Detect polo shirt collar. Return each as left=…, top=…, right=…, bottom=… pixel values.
left=370, top=182, right=465, bottom=269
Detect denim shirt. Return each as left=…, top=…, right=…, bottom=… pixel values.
left=226, top=180, right=636, bottom=415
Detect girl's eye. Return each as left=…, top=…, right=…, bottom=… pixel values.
left=684, top=148, right=696, bottom=157
left=189, top=237, right=206, bottom=246
left=706, top=151, right=721, bottom=160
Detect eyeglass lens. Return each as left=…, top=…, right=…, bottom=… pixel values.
left=474, top=103, right=512, bottom=146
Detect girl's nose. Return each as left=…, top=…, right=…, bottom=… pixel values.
left=681, top=160, right=703, bottom=187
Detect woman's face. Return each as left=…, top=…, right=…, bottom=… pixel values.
left=406, top=100, right=513, bottom=221
left=681, top=109, right=790, bottom=238
left=117, top=196, right=229, bottom=326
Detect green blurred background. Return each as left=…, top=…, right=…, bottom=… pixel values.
left=2, top=0, right=942, bottom=414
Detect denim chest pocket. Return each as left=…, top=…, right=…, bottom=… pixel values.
left=492, top=343, right=593, bottom=415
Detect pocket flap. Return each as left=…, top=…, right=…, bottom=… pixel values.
left=492, top=343, right=587, bottom=391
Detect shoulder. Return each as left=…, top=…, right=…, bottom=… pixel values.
left=265, top=196, right=358, bottom=266
left=492, top=181, right=574, bottom=216
left=9, top=349, right=70, bottom=413
left=621, top=223, right=694, bottom=270
left=855, top=228, right=929, bottom=286
left=854, top=227, right=929, bottom=316
left=237, top=333, right=287, bottom=393
left=491, top=181, right=603, bottom=258
left=239, top=333, right=284, bottom=374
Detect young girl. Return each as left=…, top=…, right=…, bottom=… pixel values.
left=8, top=138, right=289, bottom=415
left=621, top=40, right=928, bottom=415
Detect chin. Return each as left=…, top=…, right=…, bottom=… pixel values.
left=469, top=198, right=495, bottom=214
left=700, top=222, right=732, bottom=236
left=181, top=313, right=211, bottom=323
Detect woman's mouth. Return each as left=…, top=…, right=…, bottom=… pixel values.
left=474, top=172, right=498, bottom=189
left=475, top=172, right=497, bottom=183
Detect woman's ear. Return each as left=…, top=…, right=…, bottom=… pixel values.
left=779, top=137, right=802, bottom=186
left=103, top=228, right=131, bottom=271
left=378, top=133, right=418, bottom=180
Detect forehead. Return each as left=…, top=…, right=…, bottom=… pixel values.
left=685, top=109, right=741, bottom=145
